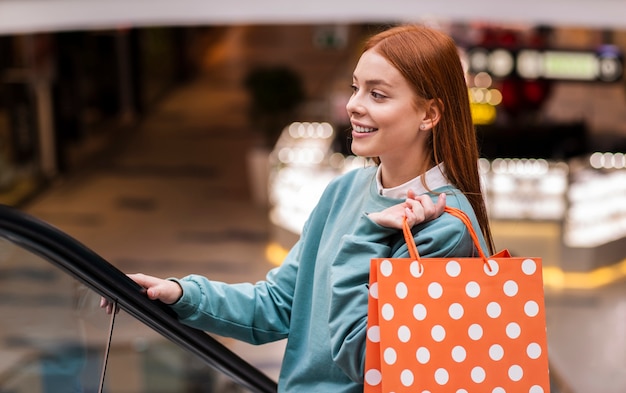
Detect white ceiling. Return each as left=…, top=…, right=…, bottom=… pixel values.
left=1, top=0, right=625, bottom=35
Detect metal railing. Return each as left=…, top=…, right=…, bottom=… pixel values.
left=0, top=203, right=278, bottom=393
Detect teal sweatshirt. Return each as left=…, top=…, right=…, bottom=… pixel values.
left=170, top=165, right=488, bottom=392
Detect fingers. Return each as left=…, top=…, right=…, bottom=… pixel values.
left=433, top=192, right=446, bottom=218
left=128, top=273, right=163, bottom=301
left=402, top=205, right=420, bottom=228
left=100, top=273, right=183, bottom=315
left=369, top=191, right=448, bottom=229
left=128, top=273, right=161, bottom=291
left=404, top=192, right=447, bottom=226
left=128, top=273, right=183, bottom=304
left=99, top=297, right=118, bottom=315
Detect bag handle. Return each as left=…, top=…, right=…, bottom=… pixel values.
left=402, top=206, right=489, bottom=264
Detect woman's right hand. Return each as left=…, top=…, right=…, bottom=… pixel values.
left=99, top=273, right=183, bottom=314
left=368, top=190, right=446, bottom=229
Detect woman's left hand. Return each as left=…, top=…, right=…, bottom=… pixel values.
left=369, top=190, right=446, bottom=229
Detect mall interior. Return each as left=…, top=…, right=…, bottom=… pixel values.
left=1, top=5, right=626, bottom=393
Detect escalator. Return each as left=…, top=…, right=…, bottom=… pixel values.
left=0, top=204, right=277, bottom=393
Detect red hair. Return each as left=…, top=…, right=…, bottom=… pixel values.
left=364, top=25, right=494, bottom=253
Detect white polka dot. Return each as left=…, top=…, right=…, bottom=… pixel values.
left=398, top=325, right=411, bottom=342
left=465, top=281, right=481, bottom=298
left=413, top=304, right=427, bottom=320
left=384, top=347, right=397, bottom=365
left=449, top=303, right=464, bottom=320
left=503, top=280, right=518, bottom=296
left=468, top=324, right=483, bottom=340
left=410, top=261, right=424, bottom=277
left=432, top=325, right=446, bottom=342
left=401, top=369, right=414, bottom=386
left=364, top=369, right=382, bottom=386
left=527, top=342, right=542, bottom=359
left=428, top=282, right=443, bottom=299
left=416, top=347, right=430, bottom=364
left=471, top=366, right=486, bottom=383
left=522, top=259, right=537, bottom=275
left=434, top=368, right=449, bottom=385
left=508, top=364, right=523, bottom=381
left=396, top=282, right=408, bottom=299
left=529, top=385, right=545, bottom=393
left=369, top=282, right=379, bottom=299
left=367, top=325, right=380, bottom=343
left=451, top=345, right=466, bottom=362
left=380, top=260, right=393, bottom=277
left=492, top=388, right=505, bottom=393
left=487, top=302, right=501, bottom=318
left=525, top=300, right=540, bottom=317
left=484, top=260, right=499, bottom=276
left=489, top=344, right=504, bottom=361
left=506, top=322, right=521, bottom=339
left=382, top=304, right=394, bottom=321
left=457, top=390, right=469, bottom=393
left=446, top=260, right=461, bottom=277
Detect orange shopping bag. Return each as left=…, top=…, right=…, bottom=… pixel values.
left=364, top=207, right=550, bottom=393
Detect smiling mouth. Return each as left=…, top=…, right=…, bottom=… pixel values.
left=353, top=125, right=378, bottom=133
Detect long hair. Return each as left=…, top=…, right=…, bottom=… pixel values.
left=364, top=25, right=495, bottom=254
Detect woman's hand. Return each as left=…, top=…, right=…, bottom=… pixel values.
left=99, top=273, right=183, bottom=314
left=369, top=191, right=446, bottom=229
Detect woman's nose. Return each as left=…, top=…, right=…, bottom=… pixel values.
left=346, top=94, right=362, bottom=116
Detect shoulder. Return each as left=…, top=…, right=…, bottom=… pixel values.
left=302, top=166, right=377, bottom=227
left=432, top=185, right=472, bottom=211
left=413, top=215, right=476, bottom=258
left=413, top=186, right=486, bottom=257
left=322, top=165, right=377, bottom=196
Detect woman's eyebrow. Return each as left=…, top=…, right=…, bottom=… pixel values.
left=353, top=76, right=392, bottom=88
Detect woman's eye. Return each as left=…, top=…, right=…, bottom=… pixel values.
left=350, top=84, right=358, bottom=93
left=371, top=91, right=385, bottom=99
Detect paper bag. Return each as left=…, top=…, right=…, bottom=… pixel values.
left=364, top=207, right=550, bottom=392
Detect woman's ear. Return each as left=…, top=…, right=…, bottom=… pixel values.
left=421, top=99, right=443, bottom=131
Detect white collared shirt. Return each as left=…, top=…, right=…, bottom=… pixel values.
left=376, top=162, right=450, bottom=198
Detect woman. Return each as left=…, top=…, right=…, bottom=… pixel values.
left=103, top=24, right=493, bottom=392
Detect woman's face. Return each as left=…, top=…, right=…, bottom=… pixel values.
left=346, top=49, right=429, bottom=166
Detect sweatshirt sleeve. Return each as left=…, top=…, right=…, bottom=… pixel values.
left=328, top=212, right=398, bottom=382
left=398, top=213, right=477, bottom=259
left=168, top=238, right=303, bottom=344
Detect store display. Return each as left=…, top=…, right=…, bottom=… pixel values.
left=565, top=155, right=626, bottom=247
left=267, top=126, right=625, bottom=254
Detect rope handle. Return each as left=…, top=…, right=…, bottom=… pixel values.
left=402, top=206, right=489, bottom=263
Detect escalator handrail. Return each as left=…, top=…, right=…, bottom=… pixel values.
left=0, top=204, right=278, bottom=393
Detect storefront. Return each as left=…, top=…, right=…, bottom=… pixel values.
left=0, top=26, right=197, bottom=206
left=0, top=34, right=53, bottom=206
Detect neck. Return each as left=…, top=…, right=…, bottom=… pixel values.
left=379, top=158, right=433, bottom=189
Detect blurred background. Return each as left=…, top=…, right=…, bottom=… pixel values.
left=0, top=1, right=625, bottom=392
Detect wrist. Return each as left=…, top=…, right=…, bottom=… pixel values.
left=166, top=278, right=184, bottom=304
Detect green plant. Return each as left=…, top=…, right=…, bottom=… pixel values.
left=244, top=66, right=304, bottom=147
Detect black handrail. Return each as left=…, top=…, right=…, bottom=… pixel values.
left=0, top=204, right=278, bottom=393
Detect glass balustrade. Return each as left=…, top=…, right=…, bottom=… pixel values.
left=0, top=204, right=276, bottom=393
